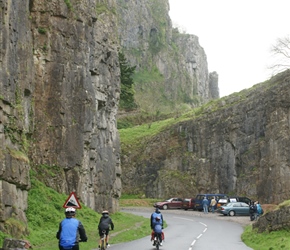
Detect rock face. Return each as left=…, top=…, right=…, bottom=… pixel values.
left=121, top=70, right=290, bottom=205
left=116, top=0, right=219, bottom=112
left=253, top=206, right=290, bottom=233
left=0, top=0, right=121, bottom=236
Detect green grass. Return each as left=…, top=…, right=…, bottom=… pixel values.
left=119, top=111, right=194, bottom=145
left=242, top=225, right=290, bottom=250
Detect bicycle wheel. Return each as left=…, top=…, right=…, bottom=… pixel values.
left=156, top=242, right=159, bottom=250
left=101, top=238, right=105, bottom=250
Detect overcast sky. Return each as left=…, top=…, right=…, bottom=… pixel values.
left=168, top=0, right=290, bottom=97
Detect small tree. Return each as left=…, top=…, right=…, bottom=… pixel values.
left=119, top=52, right=137, bottom=110
left=269, top=35, right=290, bottom=74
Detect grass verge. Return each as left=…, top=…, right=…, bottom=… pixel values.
left=242, top=225, right=290, bottom=250
left=10, top=173, right=154, bottom=250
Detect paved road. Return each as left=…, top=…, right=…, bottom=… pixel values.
left=94, top=208, right=253, bottom=250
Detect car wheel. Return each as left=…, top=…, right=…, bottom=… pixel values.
left=163, top=204, right=168, bottom=210
left=229, top=210, right=235, bottom=216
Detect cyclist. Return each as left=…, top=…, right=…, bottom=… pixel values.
left=151, top=216, right=164, bottom=246
left=56, top=207, right=87, bottom=250
left=150, top=207, right=163, bottom=230
left=98, top=210, right=114, bottom=248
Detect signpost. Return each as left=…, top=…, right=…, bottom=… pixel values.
left=63, top=192, right=82, bottom=209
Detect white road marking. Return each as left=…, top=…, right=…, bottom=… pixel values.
left=173, top=216, right=195, bottom=221
left=188, top=221, right=208, bottom=250
left=173, top=216, right=208, bottom=250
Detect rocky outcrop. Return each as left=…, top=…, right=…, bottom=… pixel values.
left=209, top=71, right=219, bottom=99
left=121, top=70, right=290, bottom=204
left=0, top=0, right=121, bottom=236
left=253, top=206, right=290, bottom=233
left=116, top=0, right=219, bottom=112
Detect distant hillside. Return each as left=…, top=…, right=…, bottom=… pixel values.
left=120, top=69, right=290, bottom=205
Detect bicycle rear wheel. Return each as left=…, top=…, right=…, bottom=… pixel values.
left=156, top=242, right=159, bottom=250
left=101, top=238, right=106, bottom=250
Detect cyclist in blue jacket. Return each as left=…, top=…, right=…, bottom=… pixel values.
left=56, top=207, right=87, bottom=250
left=151, top=216, right=164, bottom=246
left=150, top=207, right=164, bottom=229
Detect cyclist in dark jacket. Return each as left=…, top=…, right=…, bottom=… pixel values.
left=98, top=210, right=114, bottom=248
left=56, top=207, right=87, bottom=250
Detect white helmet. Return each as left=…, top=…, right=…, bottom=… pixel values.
left=65, top=207, right=76, bottom=214
left=102, top=210, right=109, bottom=215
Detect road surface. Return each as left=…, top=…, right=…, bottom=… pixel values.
left=93, top=208, right=253, bottom=250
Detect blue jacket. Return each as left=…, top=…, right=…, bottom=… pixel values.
left=150, top=211, right=163, bottom=229
left=56, top=218, right=87, bottom=248
left=202, top=198, right=209, bottom=206
left=153, top=221, right=163, bottom=234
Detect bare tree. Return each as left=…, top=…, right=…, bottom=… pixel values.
left=269, top=35, right=290, bottom=74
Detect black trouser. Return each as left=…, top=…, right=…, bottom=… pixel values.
left=59, top=244, right=79, bottom=250
left=154, top=233, right=162, bottom=242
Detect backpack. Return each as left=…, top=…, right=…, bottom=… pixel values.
left=154, top=223, right=162, bottom=233
left=152, top=212, right=163, bottom=225
left=257, top=205, right=263, bottom=215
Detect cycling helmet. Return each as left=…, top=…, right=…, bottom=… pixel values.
left=102, top=210, right=109, bottom=215
left=65, top=207, right=76, bottom=215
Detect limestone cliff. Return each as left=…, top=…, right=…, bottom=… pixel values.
left=121, top=70, right=290, bottom=205
left=116, top=0, right=219, bottom=112
left=0, top=0, right=121, bottom=236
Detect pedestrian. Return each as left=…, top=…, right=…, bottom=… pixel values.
left=210, top=196, right=217, bottom=213
left=150, top=207, right=164, bottom=230
left=98, top=210, right=114, bottom=249
left=202, top=196, right=209, bottom=214
left=249, top=201, right=256, bottom=221
left=56, top=207, right=87, bottom=250
left=255, top=201, right=263, bottom=220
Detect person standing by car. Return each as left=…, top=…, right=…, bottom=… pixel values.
left=249, top=201, right=257, bottom=221
left=56, top=207, right=87, bottom=250
left=210, top=197, right=217, bottom=213
left=202, top=196, right=209, bottom=214
left=150, top=207, right=164, bottom=230
left=255, top=201, right=263, bottom=220
left=98, top=210, right=114, bottom=248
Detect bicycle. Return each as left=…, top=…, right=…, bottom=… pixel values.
left=153, top=233, right=161, bottom=250
left=100, top=230, right=107, bottom=250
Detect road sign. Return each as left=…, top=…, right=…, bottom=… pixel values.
left=63, top=192, right=82, bottom=209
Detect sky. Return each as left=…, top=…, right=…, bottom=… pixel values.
left=168, top=0, right=290, bottom=97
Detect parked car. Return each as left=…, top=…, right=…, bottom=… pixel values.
left=217, top=196, right=252, bottom=208
left=182, top=198, right=195, bottom=210
left=228, top=196, right=252, bottom=205
left=218, top=202, right=250, bottom=216
left=154, top=198, right=183, bottom=210
left=195, top=194, right=228, bottom=211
